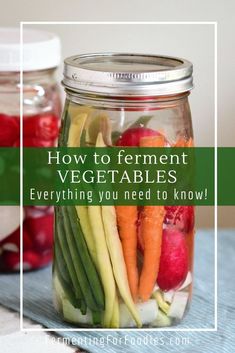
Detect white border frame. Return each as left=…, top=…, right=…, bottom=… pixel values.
left=20, top=21, right=218, bottom=332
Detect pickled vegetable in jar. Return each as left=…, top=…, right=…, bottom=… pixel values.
left=0, top=28, right=61, bottom=271
left=53, top=53, right=195, bottom=328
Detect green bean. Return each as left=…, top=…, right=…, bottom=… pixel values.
left=61, top=206, right=100, bottom=311
left=54, top=263, right=81, bottom=309
left=56, top=209, right=84, bottom=306
left=66, top=206, right=105, bottom=310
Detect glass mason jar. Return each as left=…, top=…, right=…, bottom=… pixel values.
left=0, top=28, right=61, bottom=271
left=53, top=53, right=195, bottom=328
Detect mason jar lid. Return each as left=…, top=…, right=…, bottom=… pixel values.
left=0, top=28, right=61, bottom=72
left=63, top=53, right=193, bottom=97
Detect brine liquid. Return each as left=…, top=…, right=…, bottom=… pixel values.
left=53, top=101, right=195, bottom=328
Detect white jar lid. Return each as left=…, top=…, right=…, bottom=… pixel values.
left=0, top=28, right=61, bottom=72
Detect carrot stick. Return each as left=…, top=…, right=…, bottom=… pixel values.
left=187, top=138, right=194, bottom=147
left=174, top=137, right=194, bottom=147
left=115, top=205, right=138, bottom=301
left=174, top=138, right=186, bottom=147
left=138, top=135, right=165, bottom=301
left=140, top=135, right=165, bottom=147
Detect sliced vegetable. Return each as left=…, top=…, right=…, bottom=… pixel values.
left=163, top=290, right=175, bottom=304
left=178, top=271, right=192, bottom=290
left=120, top=300, right=158, bottom=328
left=168, top=291, right=189, bottom=320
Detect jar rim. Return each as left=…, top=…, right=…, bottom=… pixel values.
left=63, top=52, right=193, bottom=97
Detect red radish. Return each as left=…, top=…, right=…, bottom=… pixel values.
left=0, top=114, right=19, bottom=146
left=23, top=114, right=59, bottom=140
left=14, top=137, right=56, bottom=147
left=1, top=249, right=52, bottom=271
left=22, top=251, right=41, bottom=270
left=116, top=127, right=162, bottom=147
left=45, top=206, right=54, bottom=215
left=33, top=206, right=52, bottom=212
left=164, top=206, right=194, bottom=233
left=1, top=251, right=21, bottom=270
left=25, top=214, right=54, bottom=251
left=1, top=250, right=40, bottom=271
left=0, top=227, right=33, bottom=252
left=157, top=228, right=188, bottom=291
left=25, top=206, right=51, bottom=219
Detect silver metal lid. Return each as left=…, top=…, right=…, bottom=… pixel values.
left=63, top=53, right=193, bottom=96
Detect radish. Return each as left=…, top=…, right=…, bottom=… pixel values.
left=25, top=214, right=54, bottom=251
left=23, top=114, right=59, bottom=140
left=157, top=228, right=188, bottom=291
left=116, top=127, right=162, bottom=147
left=0, top=114, right=19, bottom=146
left=164, top=206, right=194, bottom=233
left=0, top=227, right=33, bottom=252
left=1, top=250, right=40, bottom=271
